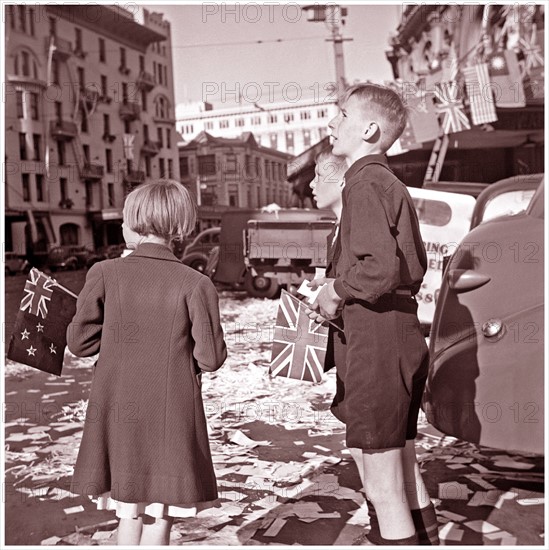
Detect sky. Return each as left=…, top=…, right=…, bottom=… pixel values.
left=140, top=3, right=401, bottom=109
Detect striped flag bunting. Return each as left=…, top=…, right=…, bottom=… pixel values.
left=462, top=63, right=498, bottom=125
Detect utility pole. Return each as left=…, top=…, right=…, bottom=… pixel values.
left=302, top=4, right=353, bottom=96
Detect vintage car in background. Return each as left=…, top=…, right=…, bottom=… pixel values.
left=47, top=245, right=94, bottom=271
left=180, top=227, right=221, bottom=273
left=422, top=178, right=544, bottom=454
left=410, top=174, right=542, bottom=328
left=85, top=244, right=127, bottom=268
left=4, top=252, right=30, bottom=276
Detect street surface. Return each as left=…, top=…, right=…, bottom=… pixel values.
left=4, top=271, right=544, bottom=546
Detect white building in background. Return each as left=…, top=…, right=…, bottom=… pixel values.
left=176, top=97, right=338, bottom=156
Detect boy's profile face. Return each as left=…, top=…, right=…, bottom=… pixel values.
left=328, top=94, right=372, bottom=161
left=309, top=162, right=344, bottom=212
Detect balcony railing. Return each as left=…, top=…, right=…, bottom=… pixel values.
left=123, top=170, right=145, bottom=186
left=119, top=101, right=141, bottom=121
left=81, top=163, right=104, bottom=180
left=50, top=120, right=78, bottom=140
left=47, top=36, right=73, bottom=60
left=137, top=71, right=156, bottom=91
left=141, top=139, right=160, bottom=156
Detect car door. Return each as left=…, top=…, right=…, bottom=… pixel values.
left=407, top=187, right=477, bottom=326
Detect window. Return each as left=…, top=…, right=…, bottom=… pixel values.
left=180, top=157, right=189, bottom=177
left=49, top=16, right=56, bottom=36
left=122, top=82, right=128, bottom=104
left=141, top=89, right=147, bottom=112
left=124, top=120, right=131, bottom=134
left=204, top=121, right=213, bottom=130
left=19, top=133, right=27, bottom=160
left=268, top=114, right=278, bottom=124
left=265, top=160, right=271, bottom=180
left=106, top=148, right=113, bottom=173
left=99, top=38, right=106, bottom=62
left=284, top=112, right=294, bottom=123
left=166, top=128, right=171, bottom=149
left=164, top=66, right=168, bottom=87
left=55, top=101, right=62, bottom=122
left=198, top=154, right=216, bottom=176
left=226, top=155, right=237, bottom=173
left=103, top=114, right=110, bottom=135
left=80, top=108, right=88, bottom=133
left=29, top=8, right=35, bottom=36
left=157, top=127, right=163, bottom=148
left=22, top=174, right=30, bottom=201
left=108, top=183, right=115, bottom=207
left=228, top=186, right=238, bottom=207
left=83, top=144, right=90, bottom=162
left=236, top=118, right=245, bottom=127
left=29, top=93, right=39, bottom=120
left=120, top=47, right=127, bottom=69
left=60, top=177, right=67, bottom=201
left=317, top=108, right=327, bottom=118
left=33, top=134, right=41, bottom=161
left=139, top=55, right=145, bottom=72
left=303, top=129, right=311, bottom=148
left=21, top=51, right=30, bottom=77
left=159, top=158, right=165, bottom=178
left=85, top=181, right=93, bottom=207
left=57, top=141, right=65, bottom=165
left=219, top=119, right=229, bottom=129
left=145, top=155, right=151, bottom=177
left=100, top=75, right=107, bottom=97
left=52, top=58, right=60, bottom=85
left=252, top=116, right=261, bottom=125
left=285, top=131, right=294, bottom=149
left=16, top=91, right=24, bottom=118
left=168, top=159, right=173, bottom=179
left=300, top=110, right=311, bottom=120
left=18, top=6, right=26, bottom=33
left=143, top=124, right=149, bottom=140
left=77, top=67, right=85, bottom=90
left=75, top=28, right=83, bottom=52
left=270, top=134, right=278, bottom=149
left=36, top=174, right=44, bottom=201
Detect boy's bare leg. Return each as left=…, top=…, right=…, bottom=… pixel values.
left=362, top=448, right=415, bottom=540
left=402, top=439, right=430, bottom=509
left=117, top=517, right=143, bottom=546
left=140, top=515, right=174, bottom=546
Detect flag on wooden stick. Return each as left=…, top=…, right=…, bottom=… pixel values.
left=270, top=290, right=328, bottom=383
left=7, top=268, right=77, bottom=376
left=463, top=63, right=498, bottom=125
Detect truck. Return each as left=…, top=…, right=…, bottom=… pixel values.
left=208, top=208, right=336, bottom=298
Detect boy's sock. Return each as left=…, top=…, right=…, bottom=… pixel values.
left=365, top=499, right=381, bottom=544
left=411, top=503, right=440, bottom=545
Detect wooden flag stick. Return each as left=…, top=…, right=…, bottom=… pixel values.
left=34, top=268, right=79, bottom=299
left=284, top=290, right=344, bottom=333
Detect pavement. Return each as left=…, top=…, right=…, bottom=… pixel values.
left=3, top=272, right=545, bottom=546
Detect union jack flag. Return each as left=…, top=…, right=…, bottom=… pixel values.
left=20, top=268, right=55, bottom=319
left=270, top=290, right=328, bottom=383
left=434, top=82, right=471, bottom=135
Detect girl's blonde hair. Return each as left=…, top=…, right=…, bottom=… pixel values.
left=123, top=180, right=197, bottom=242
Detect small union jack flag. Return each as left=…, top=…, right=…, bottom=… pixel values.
left=434, top=81, right=471, bottom=135
left=20, top=268, right=55, bottom=319
left=270, top=290, right=328, bottom=383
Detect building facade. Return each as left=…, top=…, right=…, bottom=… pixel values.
left=5, top=4, right=180, bottom=259
left=179, top=132, right=292, bottom=229
left=176, top=97, right=338, bottom=156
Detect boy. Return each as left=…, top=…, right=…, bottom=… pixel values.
left=309, top=84, right=439, bottom=545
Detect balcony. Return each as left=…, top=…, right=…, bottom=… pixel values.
left=137, top=71, right=156, bottom=91
left=80, top=88, right=100, bottom=109
left=141, top=139, right=160, bottom=156
left=123, top=170, right=145, bottom=187
left=81, top=163, right=104, bottom=180
left=50, top=120, right=78, bottom=140
left=47, top=36, right=73, bottom=60
left=119, top=101, right=141, bottom=121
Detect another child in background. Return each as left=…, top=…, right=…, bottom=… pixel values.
left=67, top=180, right=227, bottom=545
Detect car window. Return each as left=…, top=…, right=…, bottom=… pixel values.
left=411, top=198, right=452, bottom=226
left=481, top=189, right=537, bottom=223
left=212, top=231, right=220, bottom=244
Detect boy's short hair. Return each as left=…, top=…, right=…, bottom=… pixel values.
left=343, top=83, right=408, bottom=152
left=123, top=180, right=197, bottom=241
left=316, top=147, right=348, bottom=178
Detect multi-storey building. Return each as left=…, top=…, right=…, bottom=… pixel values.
left=179, top=131, right=292, bottom=230
left=176, top=97, right=338, bottom=156
left=5, top=4, right=180, bottom=259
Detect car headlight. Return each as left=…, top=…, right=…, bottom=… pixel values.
left=482, top=318, right=504, bottom=339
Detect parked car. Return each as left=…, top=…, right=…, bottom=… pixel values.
left=422, top=178, right=544, bottom=454
left=47, top=245, right=93, bottom=271
left=4, top=252, right=30, bottom=276
left=181, top=227, right=220, bottom=273
left=86, top=244, right=127, bottom=268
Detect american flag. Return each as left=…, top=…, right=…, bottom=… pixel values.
left=434, top=81, right=471, bottom=135
left=21, top=268, right=55, bottom=318
left=270, top=290, right=328, bottom=383
left=463, top=63, right=498, bottom=125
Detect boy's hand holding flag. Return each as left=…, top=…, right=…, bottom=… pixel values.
left=8, top=268, right=77, bottom=376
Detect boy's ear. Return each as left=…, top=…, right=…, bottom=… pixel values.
left=363, top=122, right=380, bottom=142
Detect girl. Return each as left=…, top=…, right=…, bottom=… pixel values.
left=67, top=180, right=227, bottom=545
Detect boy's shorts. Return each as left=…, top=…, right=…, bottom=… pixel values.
left=330, top=293, right=428, bottom=450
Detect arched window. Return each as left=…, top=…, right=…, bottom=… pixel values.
left=13, top=48, right=40, bottom=79
left=155, top=95, right=171, bottom=119
left=60, top=223, right=80, bottom=245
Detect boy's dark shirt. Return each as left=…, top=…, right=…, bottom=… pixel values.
left=333, top=154, right=427, bottom=303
